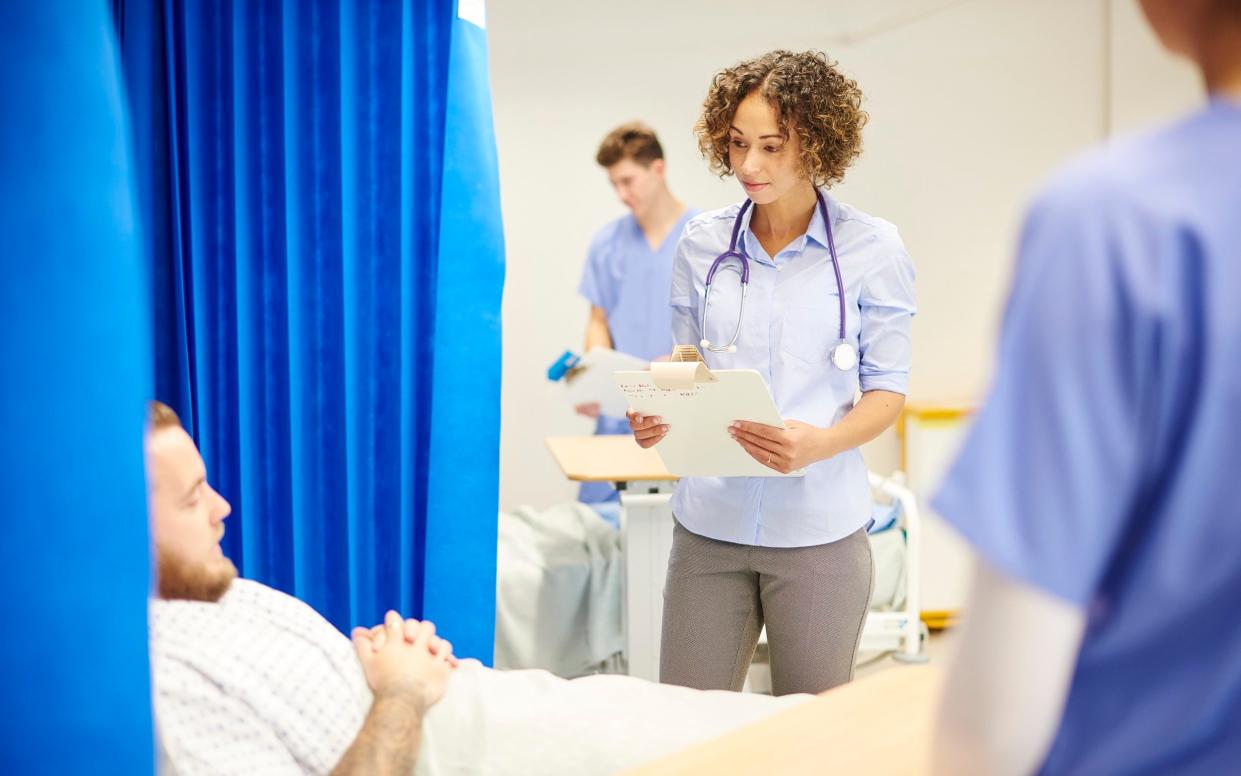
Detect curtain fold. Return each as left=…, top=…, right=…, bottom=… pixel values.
left=424, top=2, right=506, bottom=672
left=115, top=0, right=504, bottom=662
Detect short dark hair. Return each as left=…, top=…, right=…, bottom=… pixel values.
left=147, top=400, right=182, bottom=431
left=596, top=122, right=664, bottom=167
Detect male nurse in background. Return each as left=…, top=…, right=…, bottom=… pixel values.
left=575, top=123, right=695, bottom=508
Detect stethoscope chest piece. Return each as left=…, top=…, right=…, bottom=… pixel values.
left=831, top=341, right=858, bottom=371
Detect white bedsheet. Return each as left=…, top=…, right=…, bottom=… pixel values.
left=494, top=503, right=623, bottom=676
left=416, top=664, right=810, bottom=776
left=869, top=528, right=907, bottom=611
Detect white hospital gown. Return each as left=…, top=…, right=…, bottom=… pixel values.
left=150, top=579, right=372, bottom=775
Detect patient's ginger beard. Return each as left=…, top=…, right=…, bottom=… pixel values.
left=157, top=542, right=237, bottom=602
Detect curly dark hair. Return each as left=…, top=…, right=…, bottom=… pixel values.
left=695, top=50, right=867, bottom=187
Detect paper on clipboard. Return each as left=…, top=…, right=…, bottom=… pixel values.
left=563, top=347, right=648, bottom=418
left=614, top=368, right=805, bottom=478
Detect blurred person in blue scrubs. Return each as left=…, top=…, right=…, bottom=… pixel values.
left=932, top=1, right=1241, bottom=773
left=576, top=123, right=695, bottom=507
left=628, top=51, right=916, bottom=696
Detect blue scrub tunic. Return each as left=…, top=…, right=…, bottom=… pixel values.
left=934, top=99, right=1241, bottom=775
left=576, top=209, right=695, bottom=504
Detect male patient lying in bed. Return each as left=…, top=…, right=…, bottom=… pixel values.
left=145, top=401, right=808, bottom=776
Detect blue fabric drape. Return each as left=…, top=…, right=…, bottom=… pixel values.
left=1, top=2, right=155, bottom=772
left=424, top=5, right=507, bottom=665
left=114, top=0, right=504, bottom=662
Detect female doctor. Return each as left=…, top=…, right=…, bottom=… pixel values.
left=628, top=50, right=916, bottom=696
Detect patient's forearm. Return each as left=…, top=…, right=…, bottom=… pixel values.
left=331, top=691, right=427, bottom=776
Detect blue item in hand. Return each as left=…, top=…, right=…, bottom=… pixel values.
left=547, top=351, right=581, bottom=382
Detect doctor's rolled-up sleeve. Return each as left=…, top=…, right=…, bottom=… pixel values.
left=857, top=235, right=917, bottom=395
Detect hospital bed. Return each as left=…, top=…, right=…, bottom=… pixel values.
left=858, top=470, right=926, bottom=659
left=519, top=436, right=927, bottom=680
left=625, top=466, right=928, bottom=685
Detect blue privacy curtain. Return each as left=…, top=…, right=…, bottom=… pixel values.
left=113, top=0, right=505, bottom=661
left=1, top=2, right=154, bottom=772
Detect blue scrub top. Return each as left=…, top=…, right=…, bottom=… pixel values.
left=669, top=190, right=916, bottom=547
left=933, top=99, right=1241, bottom=775
left=577, top=209, right=696, bottom=503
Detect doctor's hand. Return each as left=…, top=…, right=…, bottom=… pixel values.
left=352, top=611, right=454, bottom=711
left=628, top=409, right=669, bottom=448
left=575, top=402, right=601, bottom=419
left=729, top=419, right=835, bottom=474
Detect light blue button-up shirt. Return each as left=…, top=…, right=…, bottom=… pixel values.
left=668, top=189, right=916, bottom=547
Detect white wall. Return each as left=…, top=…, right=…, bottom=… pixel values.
left=488, top=0, right=1204, bottom=512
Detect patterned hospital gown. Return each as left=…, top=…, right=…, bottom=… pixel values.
left=150, top=579, right=372, bottom=774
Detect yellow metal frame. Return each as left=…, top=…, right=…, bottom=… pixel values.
left=896, top=402, right=974, bottom=476
left=898, top=403, right=974, bottom=627
left=920, top=610, right=962, bottom=631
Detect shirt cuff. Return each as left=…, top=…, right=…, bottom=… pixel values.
left=858, top=372, right=908, bottom=395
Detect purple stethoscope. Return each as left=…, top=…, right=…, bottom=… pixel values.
left=699, top=189, right=858, bottom=371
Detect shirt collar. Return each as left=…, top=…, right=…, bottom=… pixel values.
left=739, top=188, right=835, bottom=261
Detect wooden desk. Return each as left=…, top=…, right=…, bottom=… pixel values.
left=544, top=435, right=675, bottom=482
left=625, top=666, right=942, bottom=776
left=545, top=436, right=677, bottom=680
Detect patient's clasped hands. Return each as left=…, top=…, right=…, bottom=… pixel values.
left=351, top=611, right=457, bottom=713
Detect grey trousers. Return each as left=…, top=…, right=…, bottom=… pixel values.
left=659, top=520, right=874, bottom=696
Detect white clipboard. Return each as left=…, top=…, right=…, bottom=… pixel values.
left=614, top=356, right=804, bottom=478
left=563, top=347, right=649, bottom=418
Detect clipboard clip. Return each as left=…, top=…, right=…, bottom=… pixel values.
left=669, top=345, right=706, bottom=364
left=650, top=345, right=719, bottom=389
